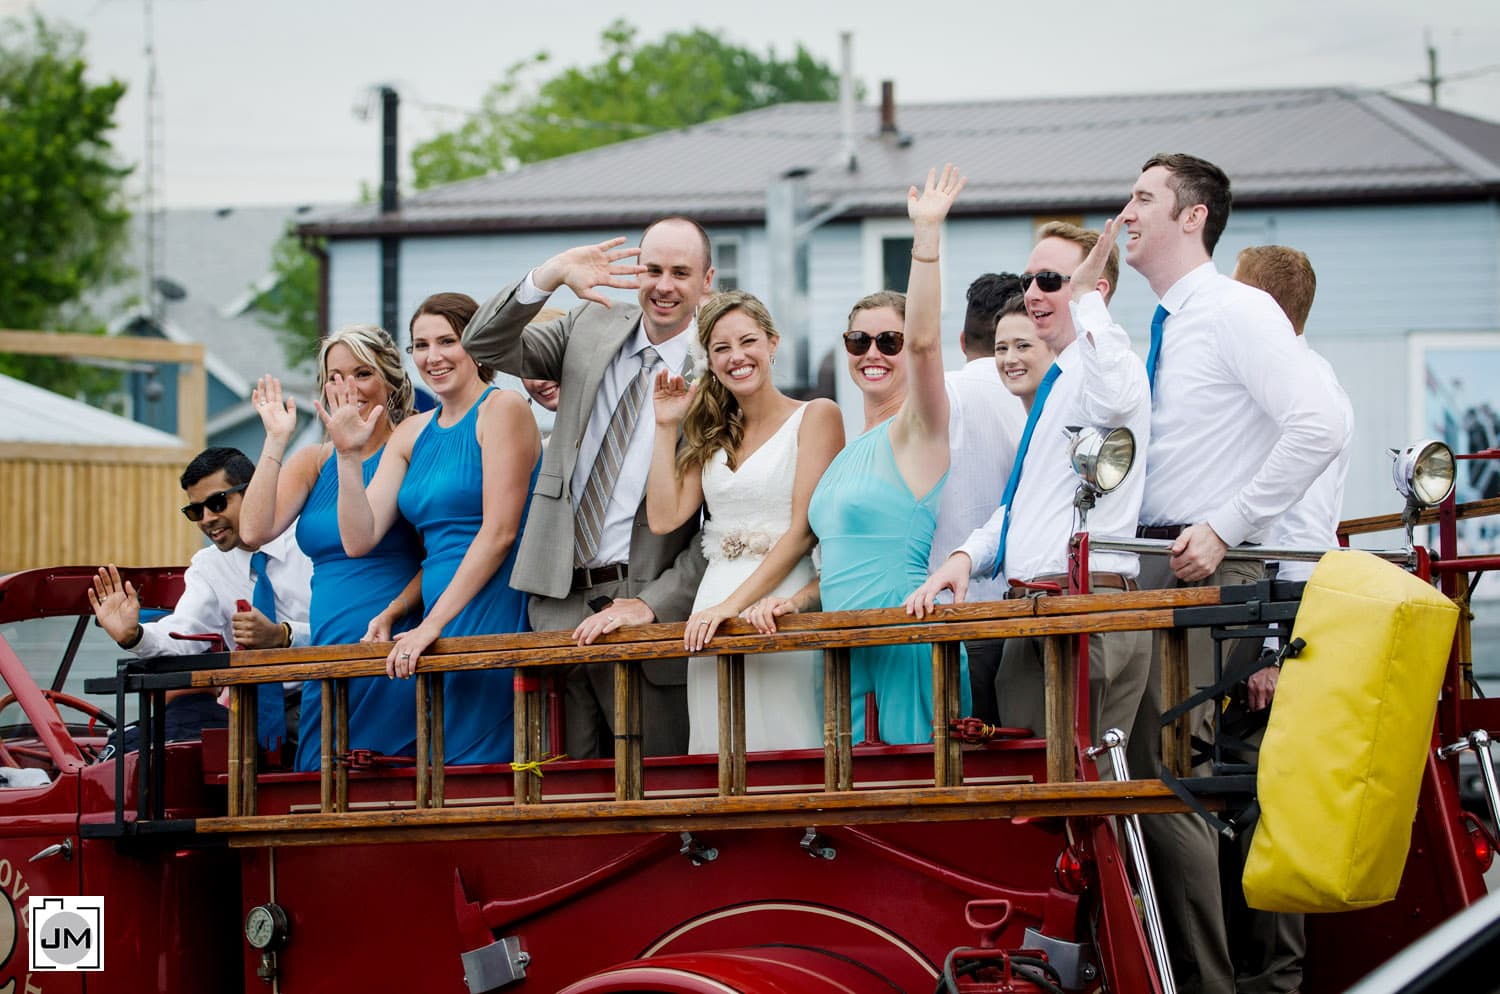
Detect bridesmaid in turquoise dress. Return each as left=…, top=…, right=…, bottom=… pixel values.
left=748, top=165, right=973, bottom=744
left=326, top=292, right=542, bottom=766
left=241, top=324, right=424, bottom=771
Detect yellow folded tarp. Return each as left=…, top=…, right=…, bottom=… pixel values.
left=1243, top=550, right=1458, bottom=913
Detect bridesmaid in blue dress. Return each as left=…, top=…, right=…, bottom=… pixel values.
left=325, top=292, right=541, bottom=766
left=744, top=165, right=973, bottom=744
left=241, top=324, right=423, bottom=771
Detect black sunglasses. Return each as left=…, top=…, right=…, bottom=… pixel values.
left=842, top=330, right=905, bottom=357
left=181, top=483, right=249, bottom=522
left=1020, top=271, right=1071, bottom=293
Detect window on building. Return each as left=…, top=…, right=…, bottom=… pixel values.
left=714, top=238, right=740, bottom=290
left=881, top=236, right=914, bottom=293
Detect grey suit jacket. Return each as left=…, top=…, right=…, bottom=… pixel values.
left=464, top=280, right=707, bottom=627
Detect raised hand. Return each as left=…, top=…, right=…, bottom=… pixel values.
left=316, top=374, right=381, bottom=454
left=1071, top=212, right=1124, bottom=301
left=533, top=237, right=647, bottom=309
left=87, top=565, right=140, bottom=646
left=907, top=163, right=967, bottom=228
left=252, top=375, right=298, bottom=444
left=653, top=368, right=694, bottom=427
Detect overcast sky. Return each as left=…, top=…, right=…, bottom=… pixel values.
left=15, top=0, right=1500, bottom=208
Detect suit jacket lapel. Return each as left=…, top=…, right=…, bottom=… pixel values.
left=561, top=304, right=642, bottom=479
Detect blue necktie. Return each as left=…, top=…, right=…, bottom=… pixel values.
left=1146, top=304, right=1169, bottom=396
left=992, top=363, right=1063, bottom=580
left=249, top=551, right=287, bottom=753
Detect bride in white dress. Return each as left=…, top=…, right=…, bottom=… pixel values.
left=646, top=291, right=844, bottom=753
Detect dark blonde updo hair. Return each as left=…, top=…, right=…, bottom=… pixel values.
left=409, top=291, right=493, bottom=382
left=317, top=324, right=416, bottom=425
left=846, top=289, right=906, bottom=329
left=677, top=290, right=780, bottom=480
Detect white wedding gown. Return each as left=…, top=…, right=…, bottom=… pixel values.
left=687, top=403, right=822, bottom=754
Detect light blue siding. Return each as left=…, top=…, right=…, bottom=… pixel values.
left=1086, top=201, right=1500, bottom=337
left=327, top=240, right=381, bottom=332
left=327, top=199, right=1499, bottom=526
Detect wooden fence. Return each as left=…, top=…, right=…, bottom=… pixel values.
left=0, top=330, right=205, bottom=570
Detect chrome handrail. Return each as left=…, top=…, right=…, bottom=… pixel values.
left=1091, top=537, right=1410, bottom=565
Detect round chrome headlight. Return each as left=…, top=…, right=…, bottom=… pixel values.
left=1391, top=439, right=1456, bottom=507
left=1069, top=426, right=1136, bottom=495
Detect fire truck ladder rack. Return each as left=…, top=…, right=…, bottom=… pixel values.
left=83, top=581, right=1318, bottom=848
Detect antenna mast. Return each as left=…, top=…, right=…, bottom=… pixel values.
left=143, top=0, right=165, bottom=318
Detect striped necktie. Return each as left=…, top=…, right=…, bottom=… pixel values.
left=992, top=363, right=1063, bottom=580
left=1146, top=304, right=1169, bottom=396
left=249, top=550, right=287, bottom=752
left=575, top=345, right=660, bottom=565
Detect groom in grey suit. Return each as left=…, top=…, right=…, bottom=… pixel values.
left=463, top=218, right=713, bottom=758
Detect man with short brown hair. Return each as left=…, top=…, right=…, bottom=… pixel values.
left=1122, top=155, right=1350, bottom=994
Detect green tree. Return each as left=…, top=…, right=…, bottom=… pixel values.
left=258, top=227, right=323, bottom=367
left=0, top=15, right=131, bottom=399
left=412, top=20, right=840, bottom=188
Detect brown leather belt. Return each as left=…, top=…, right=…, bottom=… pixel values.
left=572, top=562, right=628, bottom=590
left=1137, top=524, right=1186, bottom=540
left=1004, top=572, right=1138, bottom=598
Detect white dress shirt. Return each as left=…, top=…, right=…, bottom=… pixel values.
left=1140, top=263, right=1349, bottom=546
left=932, top=361, right=1025, bottom=601
left=956, top=293, right=1150, bottom=583
left=133, top=528, right=313, bottom=656
left=1267, top=344, right=1354, bottom=583
left=517, top=272, right=694, bottom=568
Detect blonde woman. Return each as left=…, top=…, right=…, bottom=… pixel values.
left=241, top=324, right=423, bottom=771
left=646, top=290, right=844, bottom=753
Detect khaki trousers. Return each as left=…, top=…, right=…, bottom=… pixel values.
left=995, top=626, right=1150, bottom=780
left=1127, top=554, right=1264, bottom=994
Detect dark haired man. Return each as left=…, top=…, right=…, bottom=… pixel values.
left=939, top=272, right=1026, bottom=721
left=1122, top=155, right=1349, bottom=994
left=463, top=218, right=713, bottom=758
left=89, top=447, right=312, bottom=754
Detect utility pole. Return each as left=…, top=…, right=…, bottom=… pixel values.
left=1420, top=28, right=1442, bottom=107
left=142, top=0, right=165, bottom=319
left=378, top=86, right=400, bottom=342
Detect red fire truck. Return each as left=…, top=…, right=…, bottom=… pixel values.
left=0, top=438, right=1494, bottom=993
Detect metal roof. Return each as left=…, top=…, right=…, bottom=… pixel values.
left=300, top=87, right=1500, bottom=239
left=0, top=372, right=186, bottom=447
left=95, top=205, right=325, bottom=396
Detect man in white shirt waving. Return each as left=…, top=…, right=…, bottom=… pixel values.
left=89, top=447, right=313, bottom=755
left=1122, top=153, right=1349, bottom=994
left=907, top=221, right=1151, bottom=767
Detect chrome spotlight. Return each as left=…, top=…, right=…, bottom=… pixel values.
left=1068, top=426, right=1136, bottom=529
left=1391, top=439, right=1456, bottom=509
left=1070, top=426, right=1136, bottom=495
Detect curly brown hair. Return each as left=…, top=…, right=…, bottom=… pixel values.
left=676, top=290, right=780, bottom=481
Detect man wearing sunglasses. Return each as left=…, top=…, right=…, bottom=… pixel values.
left=907, top=221, right=1150, bottom=768
left=88, top=447, right=313, bottom=758
left=90, top=447, right=313, bottom=657
left=1119, top=154, right=1349, bottom=994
